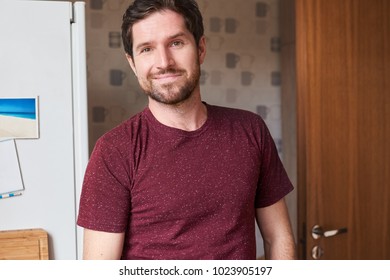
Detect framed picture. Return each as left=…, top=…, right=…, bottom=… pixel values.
left=0, top=97, right=39, bottom=139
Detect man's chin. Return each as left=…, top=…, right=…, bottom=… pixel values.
left=147, top=89, right=192, bottom=105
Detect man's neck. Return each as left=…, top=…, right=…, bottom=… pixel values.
left=148, top=93, right=207, bottom=132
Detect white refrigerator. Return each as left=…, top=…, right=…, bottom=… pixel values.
left=0, top=1, right=88, bottom=259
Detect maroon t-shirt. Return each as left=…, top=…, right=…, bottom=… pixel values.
left=77, top=104, right=293, bottom=259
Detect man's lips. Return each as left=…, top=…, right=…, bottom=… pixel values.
left=151, top=70, right=185, bottom=83
left=153, top=73, right=181, bottom=80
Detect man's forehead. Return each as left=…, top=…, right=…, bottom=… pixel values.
left=132, top=10, right=186, bottom=33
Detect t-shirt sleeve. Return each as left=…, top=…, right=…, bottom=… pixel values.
left=254, top=118, right=294, bottom=208
left=77, top=138, right=131, bottom=233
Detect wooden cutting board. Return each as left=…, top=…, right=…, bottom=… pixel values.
left=0, top=228, right=49, bottom=260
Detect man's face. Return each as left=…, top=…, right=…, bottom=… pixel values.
left=127, top=10, right=206, bottom=105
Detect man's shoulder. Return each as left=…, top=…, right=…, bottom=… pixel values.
left=96, top=108, right=148, bottom=146
left=207, top=103, right=264, bottom=124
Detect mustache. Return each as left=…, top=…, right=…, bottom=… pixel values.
left=150, top=68, right=186, bottom=78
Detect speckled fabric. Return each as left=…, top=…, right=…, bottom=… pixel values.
left=77, top=103, right=293, bottom=259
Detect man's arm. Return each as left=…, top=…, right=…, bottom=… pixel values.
left=82, top=228, right=125, bottom=259
left=255, top=198, right=296, bottom=259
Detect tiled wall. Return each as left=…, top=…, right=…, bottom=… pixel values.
left=86, top=0, right=148, bottom=153
left=199, top=0, right=283, bottom=158
left=86, top=0, right=283, bottom=156
left=85, top=0, right=282, bottom=257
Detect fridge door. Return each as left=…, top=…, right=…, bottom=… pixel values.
left=72, top=2, right=89, bottom=260
left=0, top=1, right=87, bottom=259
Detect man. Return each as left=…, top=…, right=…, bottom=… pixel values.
left=77, top=0, right=296, bottom=260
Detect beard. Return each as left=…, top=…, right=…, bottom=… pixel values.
left=140, top=63, right=201, bottom=105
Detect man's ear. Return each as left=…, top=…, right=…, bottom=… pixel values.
left=125, top=53, right=137, bottom=76
left=198, top=36, right=207, bottom=65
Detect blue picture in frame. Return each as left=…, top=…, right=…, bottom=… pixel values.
left=0, top=97, right=39, bottom=139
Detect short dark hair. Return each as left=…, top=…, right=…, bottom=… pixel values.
left=121, top=0, right=204, bottom=57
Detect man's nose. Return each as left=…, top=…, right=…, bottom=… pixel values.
left=155, top=47, right=175, bottom=69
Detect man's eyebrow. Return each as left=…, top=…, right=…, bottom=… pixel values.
left=134, top=41, right=151, bottom=53
left=134, top=32, right=189, bottom=52
left=168, top=32, right=187, bottom=40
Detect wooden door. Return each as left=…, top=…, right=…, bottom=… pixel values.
left=296, top=0, right=390, bottom=259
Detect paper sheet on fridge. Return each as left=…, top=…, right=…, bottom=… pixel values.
left=0, top=139, right=24, bottom=194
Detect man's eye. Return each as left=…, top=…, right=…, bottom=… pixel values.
left=140, top=47, right=151, bottom=53
left=171, top=41, right=183, bottom=47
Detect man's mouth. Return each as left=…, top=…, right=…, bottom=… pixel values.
left=151, top=69, right=185, bottom=82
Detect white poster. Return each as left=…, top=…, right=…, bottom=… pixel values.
left=0, top=139, right=24, bottom=195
